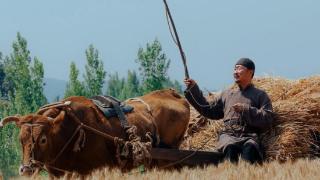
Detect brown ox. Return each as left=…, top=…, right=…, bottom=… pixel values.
left=0, top=89, right=190, bottom=177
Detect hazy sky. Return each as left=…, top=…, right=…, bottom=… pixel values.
left=1, top=0, right=319, bottom=90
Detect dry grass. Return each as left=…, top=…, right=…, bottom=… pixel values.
left=17, top=159, right=320, bottom=180
left=45, top=159, right=320, bottom=180
left=83, top=159, right=320, bottom=180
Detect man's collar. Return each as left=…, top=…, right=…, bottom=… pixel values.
left=237, top=83, right=254, bottom=91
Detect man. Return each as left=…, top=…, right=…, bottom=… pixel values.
left=184, top=58, right=273, bottom=164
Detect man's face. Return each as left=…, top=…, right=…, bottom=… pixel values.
left=233, top=65, right=253, bottom=84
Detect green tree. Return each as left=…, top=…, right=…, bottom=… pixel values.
left=30, top=57, right=47, bottom=110
left=125, top=70, right=141, bottom=97
left=0, top=52, right=6, bottom=97
left=0, top=117, right=21, bottom=178
left=105, top=70, right=142, bottom=100
left=83, top=45, right=106, bottom=97
left=0, top=32, right=47, bottom=178
left=106, top=72, right=125, bottom=99
left=122, top=70, right=142, bottom=99
left=136, top=39, right=170, bottom=93
left=120, top=70, right=141, bottom=99
left=64, top=62, right=86, bottom=97
left=4, top=32, right=47, bottom=114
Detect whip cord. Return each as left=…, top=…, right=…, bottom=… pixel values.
left=162, top=0, right=214, bottom=108
left=162, top=0, right=189, bottom=79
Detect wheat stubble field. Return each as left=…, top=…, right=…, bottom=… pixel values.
left=23, top=158, right=320, bottom=180
left=86, top=159, right=320, bottom=180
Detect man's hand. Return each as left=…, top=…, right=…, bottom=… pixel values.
left=184, top=78, right=196, bottom=89
left=232, top=103, right=249, bottom=113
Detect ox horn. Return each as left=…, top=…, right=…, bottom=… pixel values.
left=52, top=110, right=66, bottom=125
left=0, top=115, right=21, bottom=128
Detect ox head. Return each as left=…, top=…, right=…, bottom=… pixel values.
left=0, top=109, right=66, bottom=176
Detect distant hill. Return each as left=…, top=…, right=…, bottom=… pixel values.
left=44, top=78, right=67, bottom=102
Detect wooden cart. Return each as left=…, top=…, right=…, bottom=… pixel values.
left=151, top=148, right=224, bottom=167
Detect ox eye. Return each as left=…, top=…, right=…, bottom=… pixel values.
left=39, top=135, right=47, bottom=145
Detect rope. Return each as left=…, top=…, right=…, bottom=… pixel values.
left=65, top=107, right=116, bottom=142
left=50, top=125, right=83, bottom=163
left=185, top=87, right=213, bottom=108
left=73, top=128, right=86, bottom=152
left=126, top=98, right=151, bottom=112
left=31, top=160, right=72, bottom=174
left=115, top=126, right=153, bottom=169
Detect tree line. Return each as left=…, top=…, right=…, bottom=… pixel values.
left=64, top=37, right=182, bottom=99
left=0, top=33, right=182, bottom=178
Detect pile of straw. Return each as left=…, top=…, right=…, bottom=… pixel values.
left=180, top=76, right=320, bottom=161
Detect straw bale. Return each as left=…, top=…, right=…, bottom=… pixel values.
left=180, top=76, right=320, bottom=161
left=253, top=77, right=293, bottom=102
left=284, top=76, right=320, bottom=99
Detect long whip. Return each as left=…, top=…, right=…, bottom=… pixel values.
left=162, top=0, right=190, bottom=79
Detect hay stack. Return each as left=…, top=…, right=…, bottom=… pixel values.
left=180, top=76, right=320, bottom=161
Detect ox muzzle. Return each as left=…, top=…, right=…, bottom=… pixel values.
left=19, top=163, right=41, bottom=176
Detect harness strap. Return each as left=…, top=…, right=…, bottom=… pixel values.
left=31, top=160, right=72, bottom=174
left=111, top=100, right=129, bottom=128
left=23, top=122, right=43, bottom=167
left=65, top=107, right=116, bottom=141
left=50, top=125, right=83, bottom=164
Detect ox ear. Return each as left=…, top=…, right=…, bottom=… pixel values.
left=52, top=110, right=66, bottom=126
left=0, top=115, right=21, bottom=128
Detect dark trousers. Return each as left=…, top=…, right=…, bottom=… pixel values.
left=223, top=143, right=262, bottom=164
